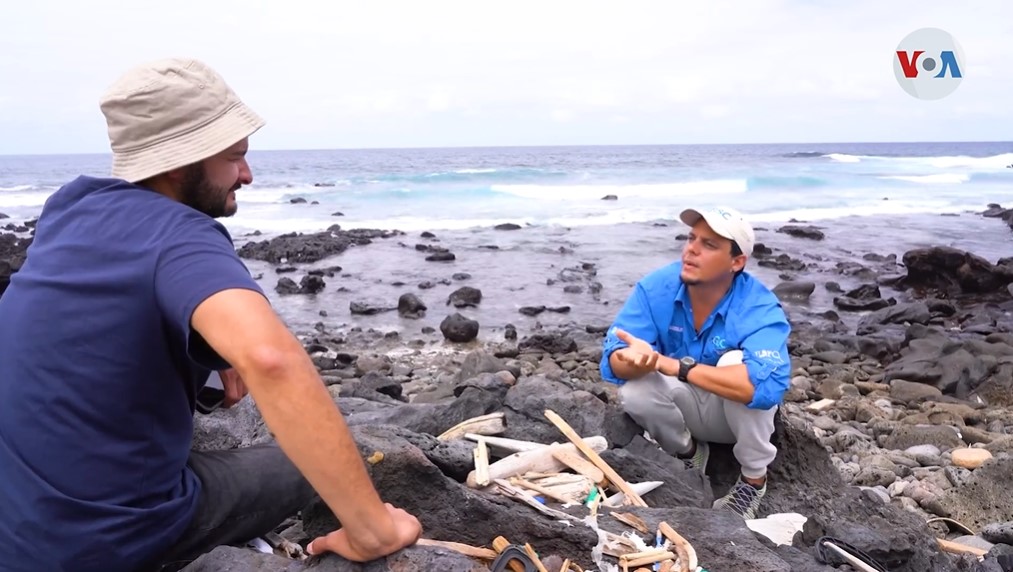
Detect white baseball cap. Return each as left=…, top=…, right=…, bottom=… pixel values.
left=679, top=206, right=755, bottom=256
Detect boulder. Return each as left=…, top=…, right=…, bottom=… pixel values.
left=901, top=246, right=1010, bottom=296
left=440, top=313, right=479, bottom=343
left=397, top=293, right=427, bottom=319
left=238, top=229, right=400, bottom=264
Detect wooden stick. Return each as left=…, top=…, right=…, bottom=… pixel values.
left=601, top=481, right=664, bottom=507
left=543, top=409, right=647, bottom=507
left=822, top=541, right=879, bottom=572
left=510, top=476, right=573, bottom=504
left=493, top=479, right=584, bottom=523
left=438, top=412, right=506, bottom=441
left=523, top=543, right=551, bottom=572
left=558, top=558, right=571, bottom=572
left=492, top=536, right=526, bottom=572
left=611, top=512, right=651, bottom=534
left=552, top=447, right=605, bottom=483
left=599, top=529, right=640, bottom=558
left=659, top=522, right=695, bottom=572
left=473, top=438, right=491, bottom=487
left=527, top=473, right=593, bottom=502
left=621, top=552, right=678, bottom=568
left=415, top=538, right=498, bottom=560
left=620, top=548, right=674, bottom=561
left=466, top=436, right=608, bottom=488
left=659, top=560, right=675, bottom=572
left=464, top=433, right=548, bottom=453
left=937, top=538, right=988, bottom=558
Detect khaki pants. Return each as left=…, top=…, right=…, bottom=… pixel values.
left=618, top=350, right=777, bottom=479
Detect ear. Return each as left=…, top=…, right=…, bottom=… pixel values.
left=732, top=255, right=747, bottom=273
left=162, top=165, right=190, bottom=184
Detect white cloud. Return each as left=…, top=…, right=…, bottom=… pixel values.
left=0, top=0, right=1011, bottom=153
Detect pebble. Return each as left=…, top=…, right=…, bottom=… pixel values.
left=951, top=448, right=993, bottom=469
left=982, top=522, right=1013, bottom=545
left=790, top=375, right=813, bottom=393
left=905, top=444, right=942, bottom=458
left=888, top=480, right=910, bottom=497
left=860, top=486, right=891, bottom=504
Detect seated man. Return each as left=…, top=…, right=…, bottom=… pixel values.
left=0, top=58, right=421, bottom=572
left=599, top=206, right=791, bottom=519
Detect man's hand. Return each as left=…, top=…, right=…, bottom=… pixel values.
left=218, top=368, right=248, bottom=408
left=307, top=503, right=422, bottom=562
left=611, top=328, right=660, bottom=379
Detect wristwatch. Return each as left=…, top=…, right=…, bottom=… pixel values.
left=678, top=356, right=697, bottom=381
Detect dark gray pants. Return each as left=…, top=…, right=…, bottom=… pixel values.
left=149, top=443, right=317, bottom=571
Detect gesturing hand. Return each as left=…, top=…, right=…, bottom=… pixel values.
left=612, top=328, right=660, bottom=377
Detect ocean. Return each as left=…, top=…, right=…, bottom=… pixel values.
left=2, top=142, right=1012, bottom=338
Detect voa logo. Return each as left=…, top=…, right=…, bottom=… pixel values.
left=893, top=28, right=965, bottom=100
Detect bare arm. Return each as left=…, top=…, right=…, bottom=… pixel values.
left=191, top=288, right=418, bottom=560
left=608, top=349, right=656, bottom=381
left=658, top=356, right=754, bottom=404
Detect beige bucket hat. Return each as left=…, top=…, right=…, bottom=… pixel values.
left=99, top=58, right=265, bottom=183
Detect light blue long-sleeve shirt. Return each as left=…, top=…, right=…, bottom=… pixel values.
left=600, top=261, right=792, bottom=410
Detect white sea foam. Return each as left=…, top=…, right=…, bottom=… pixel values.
left=0, top=190, right=50, bottom=208
left=880, top=173, right=970, bottom=184
left=749, top=201, right=987, bottom=223
left=824, top=153, right=865, bottom=163
left=827, top=152, right=1013, bottom=170
left=453, top=168, right=498, bottom=174
left=490, top=179, right=747, bottom=201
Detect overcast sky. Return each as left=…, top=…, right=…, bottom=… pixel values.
left=1, top=1, right=1011, bottom=155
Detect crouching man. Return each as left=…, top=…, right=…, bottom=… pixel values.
left=599, top=206, right=791, bottom=519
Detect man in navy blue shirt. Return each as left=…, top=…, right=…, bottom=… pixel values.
left=600, top=206, right=791, bottom=519
left=0, top=58, right=421, bottom=572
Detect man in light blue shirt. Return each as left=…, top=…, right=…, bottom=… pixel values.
left=600, top=206, right=791, bottom=519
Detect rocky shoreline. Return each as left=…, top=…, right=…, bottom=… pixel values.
left=2, top=205, right=1013, bottom=571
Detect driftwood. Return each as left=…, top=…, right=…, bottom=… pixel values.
left=937, top=538, right=988, bottom=559
left=472, top=438, right=491, bottom=487
left=415, top=538, right=498, bottom=560
left=492, top=536, right=527, bottom=572
left=620, top=548, right=678, bottom=568
left=544, top=410, right=647, bottom=507
left=523, top=543, right=550, bottom=572
left=510, top=476, right=575, bottom=505
left=438, top=412, right=506, bottom=441
left=820, top=541, right=879, bottom=572
left=611, top=512, right=650, bottom=534
left=466, top=437, right=608, bottom=488
left=601, top=482, right=664, bottom=507
left=524, top=473, right=594, bottom=505
left=659, top=521, right=696, bottom=572
left=552, top=447, right=605, bottom=484
left=464, top=434, right=547, bottom=453
left=493, top=479, right=585, bottom=523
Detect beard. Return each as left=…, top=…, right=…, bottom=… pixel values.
left=179, top=163, right=237, bottom=218
left=681, top=276, right=701, bottom=286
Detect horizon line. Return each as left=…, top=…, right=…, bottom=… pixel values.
left=1, top=139, right=1011, bottom=158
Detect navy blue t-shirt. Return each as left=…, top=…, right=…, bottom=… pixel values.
left=0, top=176, right=265, bottom=571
